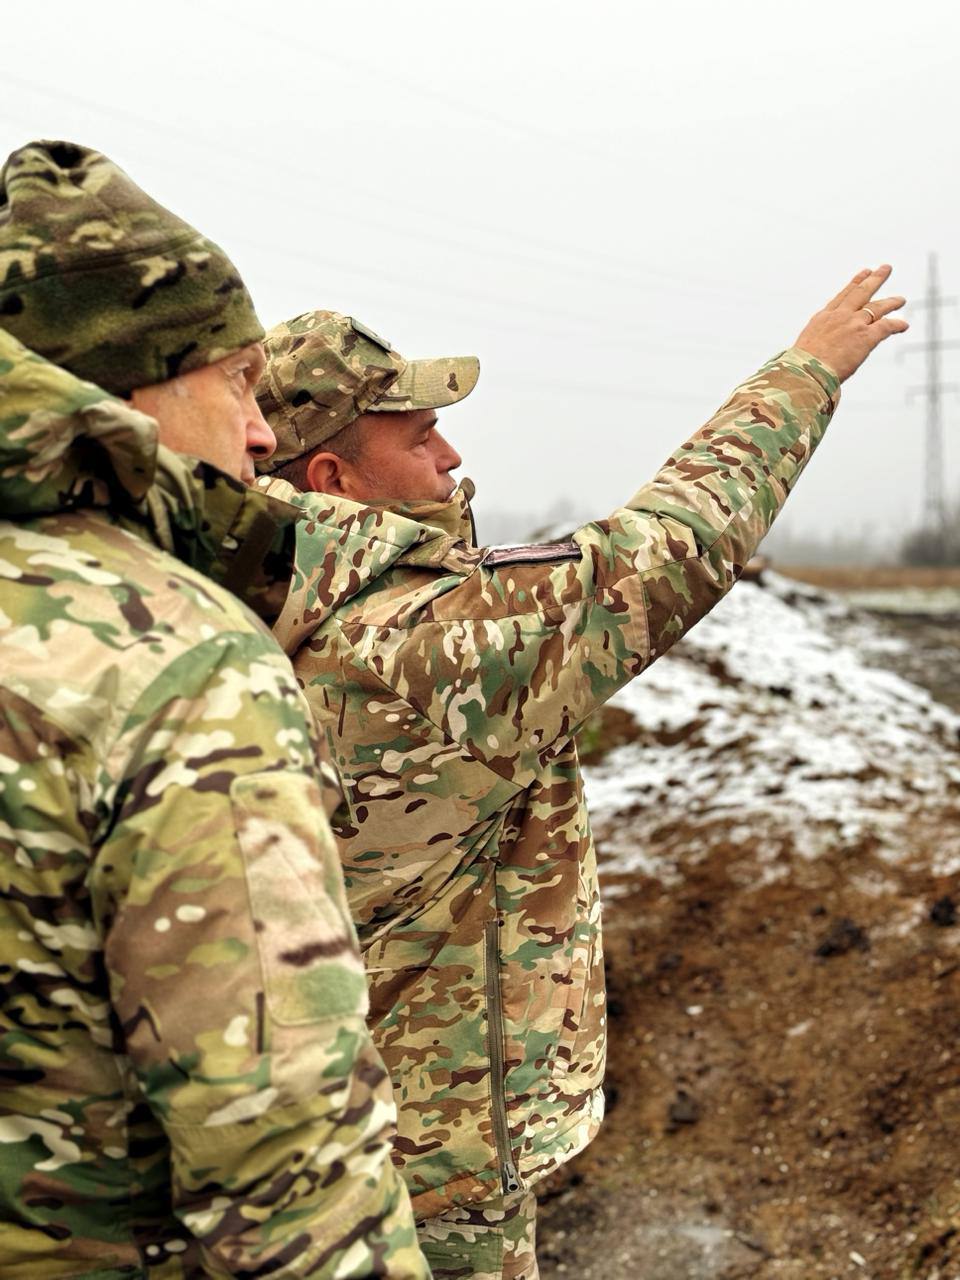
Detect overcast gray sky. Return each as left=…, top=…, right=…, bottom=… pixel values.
left=3, top=0, right=958, bottom=550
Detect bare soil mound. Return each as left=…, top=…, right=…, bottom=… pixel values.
left=537, top=572, right=960, bottom=1279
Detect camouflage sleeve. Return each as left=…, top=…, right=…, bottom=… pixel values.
left=606, top=344, right=839, bottom=656
left=92, top=633, right=429, bottom=1277
left=395, top=347, right=838, bottom=779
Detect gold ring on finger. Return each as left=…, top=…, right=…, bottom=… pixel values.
left=862, top=306, right=877, bottom=324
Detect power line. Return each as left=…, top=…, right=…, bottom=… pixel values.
left=2, top=64, right=859, bottom=297
left=1, top=73, right=754, bottom=300
left=202, top=0, right=868, bottom=243
left=0, top=91, right=822, bottom=368
left=232, top=230, right=770, bottom=354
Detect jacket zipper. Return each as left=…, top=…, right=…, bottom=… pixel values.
left=485, top=920, right=521, bottom=1195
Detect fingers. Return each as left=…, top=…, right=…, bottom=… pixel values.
left=861, top=293, right=907, bottom=322
left=863, top=292, right=909, bottom=344
left=872, top=314, right=910, bottom=340
left=794, top=265, right=907, bottom=380
left=824, top=268, right=873, bottom=311
left=842, top=264, right=893, bottom=310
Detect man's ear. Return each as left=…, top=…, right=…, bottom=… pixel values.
left=305, top=451, right=348, bottom=495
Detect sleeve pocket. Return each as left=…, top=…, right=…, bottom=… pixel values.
left=231, top=771, right=369, bottom=1026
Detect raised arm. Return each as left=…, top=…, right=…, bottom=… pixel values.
left=378, top=267, right=906, bottom=781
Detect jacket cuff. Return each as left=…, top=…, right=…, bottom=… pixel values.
left=772, top=345, right=842, bottom=407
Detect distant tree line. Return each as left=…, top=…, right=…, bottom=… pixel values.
left=901, top=509, right=960, bottom=566
left=760, top=525, right=897, bottom=567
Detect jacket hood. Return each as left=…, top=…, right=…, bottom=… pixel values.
left=0, top=328, right=298, bottom=624
left=258, top=476, right=479, bottom=654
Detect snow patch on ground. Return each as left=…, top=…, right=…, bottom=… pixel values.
left=845, top=587, right=960, bottom=616
left=584, top=573, right=960, bottom=879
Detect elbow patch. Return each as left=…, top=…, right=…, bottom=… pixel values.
left=232, top=772, right=368, bottom=1025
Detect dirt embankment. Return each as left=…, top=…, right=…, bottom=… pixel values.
left=537, top=572, right=960, bottom=1280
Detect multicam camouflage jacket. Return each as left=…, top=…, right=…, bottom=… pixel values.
left=0, top=332, right=429, bottom=1278
left=259, top=347, right=841, bottom=1221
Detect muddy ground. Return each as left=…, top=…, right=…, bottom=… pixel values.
left=536, top=571, right=960, bottom=1279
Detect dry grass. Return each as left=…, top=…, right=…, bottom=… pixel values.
left=778, top=564, right=960, bottom=591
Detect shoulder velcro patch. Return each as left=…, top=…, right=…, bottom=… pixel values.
left=482, top=541, right=581, bottom=567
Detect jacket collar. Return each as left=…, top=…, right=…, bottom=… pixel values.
left=141, top=450, right=300, bottom=625
left=257, top=477, right=479, bottom=653
left=367, top=479, right=477, bottom=545
left=0, top=330, right=297, bottom=625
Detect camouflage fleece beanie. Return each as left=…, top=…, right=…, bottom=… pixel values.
left=0, top=140, right=263, bottom=396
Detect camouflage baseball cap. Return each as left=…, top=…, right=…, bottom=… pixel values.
left=255, top=310, right=479, bottom=473
left=0, top=140, right=263, bottom=397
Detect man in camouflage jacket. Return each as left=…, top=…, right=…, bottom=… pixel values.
left=0, top=142, right=429, bottom=1278
left=253, top=279, right=906, bottom=1279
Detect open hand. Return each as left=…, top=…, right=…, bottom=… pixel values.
left=794, top=265, right=907, bottom=383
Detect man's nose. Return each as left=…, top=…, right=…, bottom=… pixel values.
left=435, top=432, right=462, bottom=472
left=247, top=404, right=277, bottom=460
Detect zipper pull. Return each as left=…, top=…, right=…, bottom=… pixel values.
left=501, top=1157, right=521, bottom=1194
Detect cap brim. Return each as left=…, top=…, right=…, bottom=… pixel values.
left=370, top=355, right=479, bottom=412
